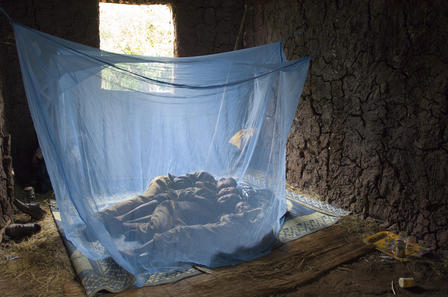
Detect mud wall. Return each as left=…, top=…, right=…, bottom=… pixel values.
left=171, top=0, right=243, bottom=57
left=0, top=68, right=14, bottom=230
left=244, top=0, right=448, bottom=251
left=0, top=0, right=100, bottom=185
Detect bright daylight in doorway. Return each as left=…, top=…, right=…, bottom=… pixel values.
left=99, top=3, right=174, bottom=57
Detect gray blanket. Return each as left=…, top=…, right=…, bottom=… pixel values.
left=98, top=171, right=274, bottom=268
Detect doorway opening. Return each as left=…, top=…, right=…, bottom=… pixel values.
left=99, top=3, right=175, bottom=91
left=99, top=3, right=174, bottom=57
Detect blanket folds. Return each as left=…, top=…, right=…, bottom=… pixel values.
left=98, top=171, right=275, bottom=270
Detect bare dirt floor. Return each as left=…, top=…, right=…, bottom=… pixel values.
left=1, top=190, right=447, bottom=297
left=272, top=215, right=448, bottom=297
left=278, top=253, right=448, bottom=297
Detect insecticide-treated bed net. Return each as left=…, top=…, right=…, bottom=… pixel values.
left=13, top=23, right=309, bottom=286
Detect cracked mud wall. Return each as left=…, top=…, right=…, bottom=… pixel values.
left=244, top=0, right=448, bottom=251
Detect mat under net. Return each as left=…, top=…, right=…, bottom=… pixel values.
left=13, top=23, right=310, bottom=285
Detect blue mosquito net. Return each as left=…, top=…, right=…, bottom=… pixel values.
left=13, top=23, right=309, bottom=285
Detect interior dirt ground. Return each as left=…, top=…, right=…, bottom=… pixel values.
left=1, top=190, right=447, bottom=297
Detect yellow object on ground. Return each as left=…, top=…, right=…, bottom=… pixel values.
left=398, top=277, right=416, bottom=288
left=362, top=231, right=424, bottom=262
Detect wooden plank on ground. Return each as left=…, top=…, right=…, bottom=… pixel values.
left=112, top=224, right=373, bottom=297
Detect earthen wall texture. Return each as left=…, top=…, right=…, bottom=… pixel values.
left=171, top=0, right=243, bottom=57
left=0, top=65, right=14, bottom=229
left=0, top=0, right=99, bottom=185
left=244, top=0, right=448, bottom=251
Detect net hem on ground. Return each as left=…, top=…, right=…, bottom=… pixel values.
left=50, top=190, right=347, bottom=297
